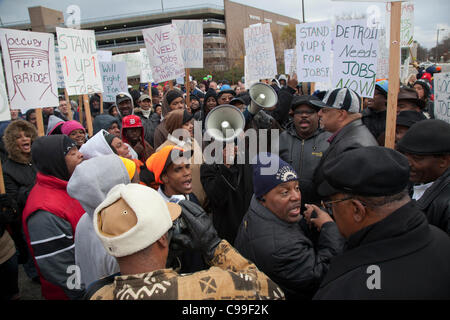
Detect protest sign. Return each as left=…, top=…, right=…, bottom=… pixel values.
left=296, top=21, right=332, bottom=82
left=0, top=60, right=11, bottom=122
left=112, top=52, right=141, bottom=77
left=284, top=49, right=296, bottom=76
left=434, top=72, right=450, bottom=124
left=142, top=24, right=185, bottom=83
left=172, top=20, right=203, bottom=68
left=0, top=28, right=59, bottom=111
left=332, top=19, right=379, bottom=98
left=99, top=61, right=128, bottom=103
left=56, top=27, right=103, bottom=95
left=97, top=50, right=112, bottom=62
left=376, top=28, right=389, bottom=80
left=386, top=1, right=414, bottom=48
left=244, top=23, right=277, bottom=81
left=140, top=48, right=153, bottom=83
left=55, top=46, right=66, bottom=88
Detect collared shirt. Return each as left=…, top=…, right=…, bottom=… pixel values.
left=412, top=181, right=435, bottom=201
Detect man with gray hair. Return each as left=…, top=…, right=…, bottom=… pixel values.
left=309, top=146, right=450, bottom=299
left=310, top=87, right=378, bottom=199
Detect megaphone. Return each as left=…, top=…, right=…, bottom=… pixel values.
left=204, top=104, right=245, bottom=143
left=248, top=82, right=278, bottom=115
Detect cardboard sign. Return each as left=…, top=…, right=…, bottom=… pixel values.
left=284, top=49, right=296, bottom=76
left=172, top=20, right=203, bottom=68
left=0, top=28, right=59, bottom=110
left=376, top=28, right=389, bottom=80
left=434, top=72, right=450, bottom=123
left=140, top=48, right=153, bottom=83
left=0, top=60, right=11, bottom=122
left=244, top=23, right=277, bottom=81
left=142, top=24, right=185, bottom=83
left=332, top=19, right=379, bottom=98
left=97, top=50, right=112, bottom=62
left=386, top=1, right=414, bottom=48
left=99, top=61, right=128, bottom=103
left=56, top=27, right=103, bottom=95
left=112, top=52, right=141, bottom=77
left=55, top=46, right=66, bottom=88
left=296, top=21, right=332, bottom=82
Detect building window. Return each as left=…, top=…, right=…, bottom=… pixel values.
left=249, top=15, right=260, bottom=20
left=276, top=21, right=289, bottom=26
left=264, top=18, right=272, bottom=23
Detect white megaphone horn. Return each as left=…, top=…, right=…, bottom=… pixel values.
left=204, top=104, right=246, bottom=143
left=247, top=82, right=278, bottom=115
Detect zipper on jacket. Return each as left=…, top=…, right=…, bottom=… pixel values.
left=299, top=139, right=305, bottom=176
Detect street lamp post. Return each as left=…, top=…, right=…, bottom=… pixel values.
left=436, top=28, right=445, bottom=63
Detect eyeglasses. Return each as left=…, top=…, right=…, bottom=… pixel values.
left=321, top=197, right=353, bottom=210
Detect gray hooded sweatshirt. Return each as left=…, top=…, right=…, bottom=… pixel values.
left=67, top=154, right=130, bottom=288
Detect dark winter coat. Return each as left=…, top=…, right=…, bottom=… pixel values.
left=234, top=196, right=344, bottom=300
left=279, top=124, right=331, bottom=204
left=314, top=201, right=450, bottom=299
left=361, top=108, right=386, bottom=141
left=313, top=119, right=378, bottom=196
left=416, top=167, right=450, bottom=235
left=200, top=163, right=253, bottom=244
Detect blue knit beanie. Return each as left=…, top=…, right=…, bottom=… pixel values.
left=253, top=153, right=298, bottom=198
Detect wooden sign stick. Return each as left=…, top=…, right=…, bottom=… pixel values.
left=0, top=161, right=5, bottom=194
left=64, top=88, right=73, bottom=120
left=185, top=68, right=191, bottom=109
left=384, top=1, right=402, bottom=149
left=78, top=95, right=84, bottom=125
left=148, top=82, right=153, bottom=108
left=169, top=80, right=174, bottom=90
left=83, top=94, right=94, bottom=138
left=99, top=93, right=104, bottom=114
left=35, top=108, right=45, bottom=137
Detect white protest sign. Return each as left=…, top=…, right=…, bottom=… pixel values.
left=0, top=28, right=59, bottom=110
left=140, top=48, right=153, bottom=83
left=97, top=50, right=112, bottom=62
left=434, top=72, right=450, bottom=123
left=56, top=27, right=103, bottom=95
left=142, top=24, right=185, bottom=83
left=244, top=23, right=277, bottom=81
left=172, top=20, right=203, bottom=68
left=296, top=21, right=332, bottom=82
left=55, top=46, right=66, bottom=88
left=284, top=49, right=296, bottom=76
left=99, top=61, right=128, bottom=103
left=0, top=60, right=11, bottom=121
left=376, top=28, right=389, bottom=80
left=112, top=52, right=142, bottom=77
left=332, top=19, right=379, bottom=98
left=386, top=1, right=414, bottom=48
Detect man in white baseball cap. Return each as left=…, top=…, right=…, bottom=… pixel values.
left=310, top=87, right=378, bottom=201
left=87, top=183, right=285, bottom=300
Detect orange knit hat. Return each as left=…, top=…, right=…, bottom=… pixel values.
left=145, top=145, right=185, bottom=184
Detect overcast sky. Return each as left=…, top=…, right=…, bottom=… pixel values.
left=0, top=0, right=448, bottom=49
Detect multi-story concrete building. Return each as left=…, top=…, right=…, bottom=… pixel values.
left=4, top=1, right=299, bottom=72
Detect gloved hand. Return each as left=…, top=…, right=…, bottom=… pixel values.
left=0, top=193, right=18, bottom=225
left=178, top=200, right=221, bottom=262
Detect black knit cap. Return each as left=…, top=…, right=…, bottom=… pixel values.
left=397, top=119, right=450, bottom=155
left=182, top=109, right=194, bottom=125
left=318, top=146, right=410, bottom=197
left=166, top=90, right=184, bottom=106
left=396, top=111, right=426, bottom=128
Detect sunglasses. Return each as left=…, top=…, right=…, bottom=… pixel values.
left=321, top=197, right=353, bottom=210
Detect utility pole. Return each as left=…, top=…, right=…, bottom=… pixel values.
left=436, top=28, right=445, bottom=63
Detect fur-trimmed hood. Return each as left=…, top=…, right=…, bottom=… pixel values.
left=2, top=120, right=38, bottom=164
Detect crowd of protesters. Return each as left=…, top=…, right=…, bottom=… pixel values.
left=0, top=63, right=449, bottom=301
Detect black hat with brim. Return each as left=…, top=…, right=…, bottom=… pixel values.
left=396, top=119, right=450, bottom=155
left=291, top=95, right=321, bottom=111
left=318, top=146, right=410, bottom=197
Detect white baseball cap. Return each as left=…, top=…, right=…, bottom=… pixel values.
left=93, top=183, right=181, bottom=257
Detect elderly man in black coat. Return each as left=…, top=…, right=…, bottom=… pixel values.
left=234, top=153, right=344, bottom=300
left=397, top=119, right=450, bottom=235
left=310, top=146, right=450, bottom=299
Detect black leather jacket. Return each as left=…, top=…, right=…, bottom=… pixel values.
left=416, top=168, right=450, bottom=235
